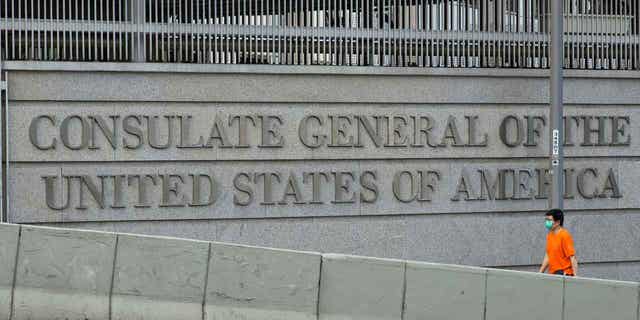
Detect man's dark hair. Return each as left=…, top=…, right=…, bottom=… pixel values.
left=546, top=208, right=564, bottom=226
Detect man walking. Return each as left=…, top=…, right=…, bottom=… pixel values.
left=539, top=208, right=578, bottom=276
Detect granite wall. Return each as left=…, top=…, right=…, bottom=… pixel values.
left=4, top=61, right=640, bottom=281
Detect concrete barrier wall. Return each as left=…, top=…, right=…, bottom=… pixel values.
left=0, top=223, right=638, bottom=320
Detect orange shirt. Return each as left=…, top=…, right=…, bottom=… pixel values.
left=546, top=228, right=576, bottom=275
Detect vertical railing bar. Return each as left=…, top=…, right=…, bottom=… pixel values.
left=158, top=0, right=162, bottom=62
left=205, top=0, right=208, bottom=63
left=267, top=0, right=271, bottom=64
left=30, top=0, right=34, bottom=60
left=231, top=0, right=240, bottom=63
left=280, top=0, right=284, bottom=65
left=595, top=0, right=599, bottom=69
left=54, top=0, right=57, bottom=60
left=198, top=0, right=202, bottom=63
left=309, top=0, right=312, bottom=65
left=575, top=0, right=580, bottom=68
left=525, top=0, right=536, bottom=68
left=602, top=0, right=613, bottom=70
left=601, top=0, right=606, bottom=69
left=606, top=0, right=609, bottom=68
left=49, top=0, right=53, bottom=60
left=617, top=0, right=620, bottom=69
left=10, top=0, right=15, bottom=60
left=533, top=0, right=536, bottom=67
left=415, top=0, right=419, bottom=67
left=37, top=0, right=41, bottom=60
left=337, top=0, right=340, bottom=66
left=311, top=0, right=314, bottom=65
left=438, top=0, right=443, bottom=67
left=205, top=0, right=209, bottom=63
left=329, top=0, right=332, bottom=65
left=586, top=0, right=591, bottom=69
left=18, top=0, right=23, bottom=60
left=0, top=67, right=4, bottom=222
left=73, top=0, right=77, bottom=60
left=539, top=0, right=542, bottom=67
left=105, top=0, right=109, bottom=61
left=459, top=0, right=463, bottom=67
left=190, top=0, right=194, bottom=63
left=116, top=0, right=120, bottom=61
left=153, top=0, right=157, bottom=61
left=345, top=0, right=348, bottom=66
left=528, top=0, right=531, bottom=67
left=100, top=0, right=103, bottom=60
left=618, top=0, right=622, bottom=69
left=2, top=0, right=6, bottom=60
left=344, top=0, right=347, bottom=65
left=621, top=0, right=626, bottom=69
left=3, top=71, right=8, bottom=221
left=519, top=0, right=523, bottom=67
left=466, top=0, right=470, bottom=67
left=178, top=0, right=182, bottom=62
left=625, top=0, right=630, bottom=70
left=188, top=0, right=191, bottom=63
left=350, top=0, right=354, bottom=66
left=404, top=0, right=408, bottom=67
left=215, top=0, right=219, bottom=64
left=613, top=0, right=617, bottom=69
left=631, top=1, right=640, bottom=70
left=62, top=0, right=66, bottom=61
left=233, top=0, right=236, bottom=64
left=121, top=0, right=125, bottom=61
left=173, top=0, right=176, bottom=62
left=320, top=0, right=324, bottom=65
left=457, top=0, right=460, bottom=67
left=109, top=0, right=113, bottom=61
left=299, top=0, right=303, bottom=65
left=594, top=0, right=598, bottom=69
left=516, top=0, right=519, bottom=67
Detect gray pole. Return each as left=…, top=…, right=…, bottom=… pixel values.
left=549, top=0, right=564, bottom=210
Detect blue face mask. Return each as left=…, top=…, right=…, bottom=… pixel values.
left=545, top=220, right=554, bottom=231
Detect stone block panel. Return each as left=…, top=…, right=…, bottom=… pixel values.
left=111, top=234, right=210, bottom=320
left=563, top=277, right=639, bottom=320
left=485, top=269, right=564, bottom=320
left=11, top=225, right=116, bottom=320
left=318, top=254, right=405, bottom=320
left=0, top=224, right=19, bottom=320
left=205, top=243, right=321, bottom=320
left=404, top=262, right=487, bottom=320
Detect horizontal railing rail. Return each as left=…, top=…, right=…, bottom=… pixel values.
left=1, top=0, right=639, bottom=70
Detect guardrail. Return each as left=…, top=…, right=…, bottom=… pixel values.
left=1, top=0, right=639, bottom=70
left=0, top=223, right=638, bottom=320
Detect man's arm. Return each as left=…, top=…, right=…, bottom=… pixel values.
left=539, top=253, right=549, bottom=273
left=570, top=255, right=578, bottom=276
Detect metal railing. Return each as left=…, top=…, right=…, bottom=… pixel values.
left=1, top=0, right=639, bottom=69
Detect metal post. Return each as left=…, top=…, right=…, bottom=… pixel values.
left=131, top=0, right=147, bottom=62
left=0, top=63, right=4, bottom=222
left=549, top=0, right=564, bottom=209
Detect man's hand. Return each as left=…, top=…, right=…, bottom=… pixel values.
left=539, top=253, right=549, bottom=273
left=570, top=256, right=578, bottom=276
